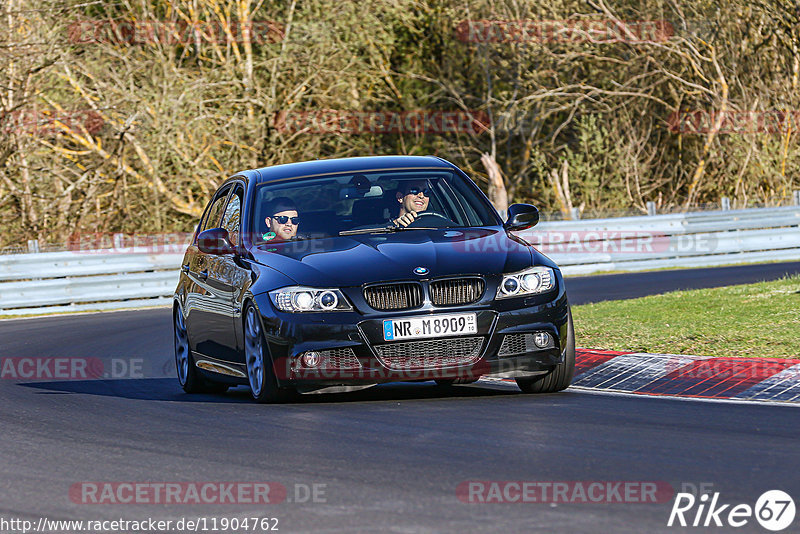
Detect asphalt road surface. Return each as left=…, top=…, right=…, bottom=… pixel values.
left=1, top=263, right=798, bottom=533
left=565, top=260, right=800, bottom=304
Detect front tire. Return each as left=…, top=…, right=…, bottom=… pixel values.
left=174, top=307, right=228, bottom=394
left=244, top=303, right=294, bottom=403
left=516, top=308, right=576, bottom=394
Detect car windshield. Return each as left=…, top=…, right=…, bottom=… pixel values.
left=251, top=169, right=499, bottom=243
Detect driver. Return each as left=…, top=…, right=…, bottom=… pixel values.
left=263, top=197, right=300, bottom=241
left=391, top=180, right=431, bottom=227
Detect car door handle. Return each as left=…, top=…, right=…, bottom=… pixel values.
left=181, top=264, right=190, bottom=273
left=199, top=269, right=209, bottom=280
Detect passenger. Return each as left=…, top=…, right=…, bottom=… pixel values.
left=263, top=197, right=300, bottom=241
left=391, top=180, right=431, bottom=227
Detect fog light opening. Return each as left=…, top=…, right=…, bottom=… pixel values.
left=301, top=351, right=322, bottom=368
left=533, top=332, right=551, bottom=348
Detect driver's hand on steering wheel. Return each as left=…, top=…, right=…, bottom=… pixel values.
left=393, top=210, right=419, bottom=227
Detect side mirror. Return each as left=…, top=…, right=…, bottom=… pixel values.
left=197, top=228, right=235, bottom=255
left=504, top=203, right=539, bottom=231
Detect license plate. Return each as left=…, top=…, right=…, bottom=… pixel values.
left=382, top=313, right=478, bottom=341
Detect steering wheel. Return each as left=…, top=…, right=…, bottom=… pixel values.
left=407, top=212, right=454, bottom=228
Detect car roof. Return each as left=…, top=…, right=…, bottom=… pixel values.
left=237, top=155, right=455, bottom=185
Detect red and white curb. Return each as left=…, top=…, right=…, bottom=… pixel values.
left=489, top=349, right=800, bottom=403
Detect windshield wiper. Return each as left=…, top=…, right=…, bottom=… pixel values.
left=338, top=225, right=400, bottom=236
left=339, top=225, right=439, bottom=236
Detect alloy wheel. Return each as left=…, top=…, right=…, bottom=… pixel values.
left=245, top=306, right=264, bottom=396
left=174, top=309, right=190, bottom=386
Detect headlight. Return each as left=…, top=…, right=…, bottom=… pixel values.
left=269, top=287, right=352, bottom=312
left=496, top=266, right=555, bottom=299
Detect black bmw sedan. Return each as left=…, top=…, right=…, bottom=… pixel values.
left=173, top=155, right=574, bottom=402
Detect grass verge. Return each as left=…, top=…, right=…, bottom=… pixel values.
left=572, top=275, right=800, bottom=358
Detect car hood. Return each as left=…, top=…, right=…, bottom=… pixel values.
left=250, top=228, right=543, bottom=287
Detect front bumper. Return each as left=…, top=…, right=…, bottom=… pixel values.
left=254, top=283, right=571, bottom=388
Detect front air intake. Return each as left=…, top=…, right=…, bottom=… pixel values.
left=363, top=282, right=423, bottom=311
left=430, top=277, right=485, bottom=306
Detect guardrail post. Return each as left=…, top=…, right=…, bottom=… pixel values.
left=570, top=207, right=581, bottom=220
left=793, top=190, right=800, bottom=206
left=26, top=240, right=40, bottom=253
left=646, top=201, right=657, bottom=216
left=113, top=233, right=125, bottom=252
left=721, top=197, right=731, bottom=211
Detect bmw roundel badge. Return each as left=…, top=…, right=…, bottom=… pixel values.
left=413, top=266, right=429, bottom=276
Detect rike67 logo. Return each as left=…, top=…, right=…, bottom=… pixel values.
left=668, top=489, right=795, bottom=531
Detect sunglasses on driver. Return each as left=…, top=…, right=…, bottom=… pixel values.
left=405, top=187, right=431, bottom=197
left=271, top=215, right=300, bottom=225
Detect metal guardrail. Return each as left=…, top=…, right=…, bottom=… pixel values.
left=0, top=252, right=183, bottom=315
left=520, top=205, right=800, bottom=275
left=0, top=206, right=798, bottom=315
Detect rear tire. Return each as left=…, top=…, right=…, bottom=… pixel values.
left=174, top=307, right=229, bottom=394
left=244, top=303, right=295, bottom=403
left=516, top=308, right=575, bottom=394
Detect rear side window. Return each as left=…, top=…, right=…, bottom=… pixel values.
left=199, top=188, right=230, bottom=235
left=220, top=185, right=243, bottom=245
